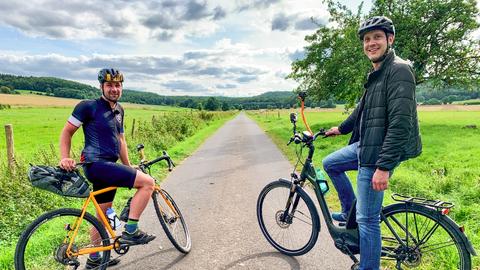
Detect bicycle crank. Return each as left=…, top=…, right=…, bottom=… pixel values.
left=113, top=237, right=130, bottom=255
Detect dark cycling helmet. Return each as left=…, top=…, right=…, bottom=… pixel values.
left=98, top=68, right=124, bottom=84
left=358, top=16, right=395, bottom=40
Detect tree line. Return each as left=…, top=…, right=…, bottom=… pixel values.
left=1, top=72, right=478, bottom=110
left=0, top=74, right=337, bottom=110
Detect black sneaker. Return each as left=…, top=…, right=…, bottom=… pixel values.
left=85, top=257, right=120, bottom=269
left=119, top=229, right=156, bottom=245
left=332, top=212, right=347, bottom=222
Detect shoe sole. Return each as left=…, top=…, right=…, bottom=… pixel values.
left=118, top=236, right=156, bottom=246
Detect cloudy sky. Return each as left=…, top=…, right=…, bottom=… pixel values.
left=0, top=0, right=380, bottom=96
left=5, top=0, right=461, bottom=97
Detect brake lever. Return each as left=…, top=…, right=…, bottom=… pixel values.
left=287, top=137, right=294, bottom=146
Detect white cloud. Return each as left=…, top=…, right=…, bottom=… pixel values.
left=0, top=0, right=226, bottom=41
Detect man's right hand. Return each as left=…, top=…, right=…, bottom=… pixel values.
left=60, top=158, right=76, bottom=171
left=325, top=126, right=341, bottom=137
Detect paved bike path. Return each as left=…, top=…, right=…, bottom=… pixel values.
left=112, top=113, right=352, bottom=270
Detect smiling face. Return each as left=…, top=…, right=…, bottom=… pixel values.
left=363, top=29, right=394, bottom=65
left=101, top=81, right=123, bottom=103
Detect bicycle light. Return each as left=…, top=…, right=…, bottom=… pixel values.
left=441, top=208, right=450, bottom=215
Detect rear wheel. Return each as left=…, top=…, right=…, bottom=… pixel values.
left=14, top=208, right=111, bottom=270
left=152, top=189, right=191, bottom=253
left=381, top=203, right=471, bottom=269
left=256, top=179, right=320, bottom=256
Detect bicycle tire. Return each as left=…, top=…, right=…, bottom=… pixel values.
left=152, top=189, right=191, bottom=253
left=256, top=179, right=320, bottom=256
left=14, top=208, right=111, bottom=270
left=381, top=203, right=471, bottom=270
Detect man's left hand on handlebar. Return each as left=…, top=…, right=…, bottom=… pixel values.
left=325, top=127, right=341, bottom=137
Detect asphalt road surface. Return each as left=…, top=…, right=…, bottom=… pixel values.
left=112, top=113, right=352, bottom=270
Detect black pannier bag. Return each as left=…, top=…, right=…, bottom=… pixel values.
left=28, top=165, right=90, bottom=198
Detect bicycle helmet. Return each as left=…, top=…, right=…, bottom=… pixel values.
left=358, top=16, right=395, bottom=41
left=98, top=68, right=124, bottom=84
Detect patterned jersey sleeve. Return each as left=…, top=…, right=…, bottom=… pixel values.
left=117, top=104, right=125, bottom=134
left=68, top=100, right=94, bottom=127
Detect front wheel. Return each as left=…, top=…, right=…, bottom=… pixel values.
left=14, top=208, right=111, bottom=270
left=256, top=179, right=320, bottom=256
left=381, top=203, right=471, bottom=269
left=152, top=189, right=191, bottom=253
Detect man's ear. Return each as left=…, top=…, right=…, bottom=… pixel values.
left=388, top=34, right=395, bottom=46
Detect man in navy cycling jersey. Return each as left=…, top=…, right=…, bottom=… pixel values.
left=59, top=68, right=156, bottom=269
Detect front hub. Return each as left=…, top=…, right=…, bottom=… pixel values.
left=275, top=210, right=292, bottom=228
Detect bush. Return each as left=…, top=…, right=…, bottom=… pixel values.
left=423, top=98, right=442, bottom=105
left=0, top=104, right=11, bottom=110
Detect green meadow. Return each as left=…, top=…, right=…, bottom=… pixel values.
left=248, top=109, right=480, bottom=268
left=0, top=104, right=236, bottom=269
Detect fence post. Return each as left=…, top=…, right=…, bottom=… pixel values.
left=131, top=118, right=136, bottom=138
left=5, top=124, right=15, bottom=173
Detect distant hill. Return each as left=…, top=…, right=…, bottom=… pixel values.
left=0, top=74, right=302, bottom=110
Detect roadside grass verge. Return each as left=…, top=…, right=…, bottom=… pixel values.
left=0, top=108, right=236, bottom=269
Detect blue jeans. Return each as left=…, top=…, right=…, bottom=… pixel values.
left=322, top=143, right=384, bottom=270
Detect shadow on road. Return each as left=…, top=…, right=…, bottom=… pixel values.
left=218, top=251, right=300, bottom=270
left=112, top=247, right=188, bottom=270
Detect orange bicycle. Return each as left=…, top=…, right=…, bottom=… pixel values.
left=14, top=144, right=191, bottom=270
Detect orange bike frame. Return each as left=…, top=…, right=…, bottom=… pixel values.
left=66, top=186, right=117, bottom=257
left=65, top=185, right=179, bottom=257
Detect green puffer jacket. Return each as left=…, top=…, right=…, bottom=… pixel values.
left=338, top=50, right=422, bottom=171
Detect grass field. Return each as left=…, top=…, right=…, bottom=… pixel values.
left=248, top=109, right=480, bottom=268
left=0, top=99, right=236, bottom=269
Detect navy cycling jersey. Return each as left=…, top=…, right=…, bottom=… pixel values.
left=68, top=97, right=124, bottom=162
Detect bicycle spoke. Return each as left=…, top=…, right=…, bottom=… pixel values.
left=291, top=212, right=313, bottom=226
left=417, top=222, right=440, bottom=247
left=421, top=239, right=456, bottom=253
left=381, top=206, right=469, bottom=270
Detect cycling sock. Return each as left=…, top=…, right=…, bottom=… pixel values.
left=89, top=252, right=100, bottom=260
left=125, top=219, right=139, bottom=233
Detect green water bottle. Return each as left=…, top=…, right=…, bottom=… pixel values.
left=315, top=168, right=329, bottom=194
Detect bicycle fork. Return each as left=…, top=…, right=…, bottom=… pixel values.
left=280, top=183, right=302, bottom=224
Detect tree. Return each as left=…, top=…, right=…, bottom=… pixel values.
left=0, top=86, right=14, bottom=94
left=221, top=101, right=230, bottom=111
left=204, top=97, right=220, bottom=111
left=289, top=0, right=479, bottom=106
left=288, top=1, right=369, bottom=107
left=373, top=0, right=479, bottom=87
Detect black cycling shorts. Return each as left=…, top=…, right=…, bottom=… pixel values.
left=83, top=161, right=137, bottom=203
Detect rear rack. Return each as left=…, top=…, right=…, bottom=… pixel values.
left=391, top=193, right=454, bottom=209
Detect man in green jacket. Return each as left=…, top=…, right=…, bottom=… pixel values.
left=322, top=16, right=422, bottom=270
